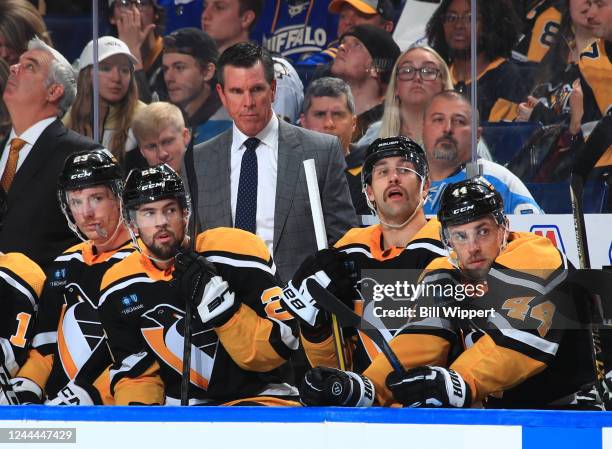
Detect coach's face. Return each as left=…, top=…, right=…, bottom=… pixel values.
left=217, top=61, right=276, bottom=137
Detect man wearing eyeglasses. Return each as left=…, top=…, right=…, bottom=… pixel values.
left=330, top=24, right=400, bottom=143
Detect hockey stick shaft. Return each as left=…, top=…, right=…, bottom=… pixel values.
left=306, top=280, right=406, bottom=375
left=181, top=138, right=198, bottom=405
left=569, top=115, right=612, bottom=383
left=303, top=159, right=347, bottom=371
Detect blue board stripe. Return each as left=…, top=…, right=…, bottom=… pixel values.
left=0, top=406, right=611, bottom=427
left=523, top=426, right=601, bottom=449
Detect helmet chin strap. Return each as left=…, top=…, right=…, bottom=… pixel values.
left=92, top=218, right=125, bottom=249
left=128, top=219, right=190, bottom=266
left=370, top=173, right=426, bottom=230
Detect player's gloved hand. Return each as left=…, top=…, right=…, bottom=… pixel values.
left=386, top=366, right=472, bottom=408
left=299, top=366, right=375, bottom=407
left=174, top=250, right=238, bottom=327
left=0, top=377, right=43, bottom=405
left=281, top=248, right=358, bottom=328
left=45, top=381, right=103, bottom=405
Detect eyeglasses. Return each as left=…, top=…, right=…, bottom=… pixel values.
left=116, top=0, right=152, bottom=9
left=443, top=13, right=473, bottom=24
left=396, top=66, right=440, bottom=81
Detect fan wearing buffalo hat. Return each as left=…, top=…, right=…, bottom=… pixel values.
left=162, top=28, right=232, bottom=144
left=64, top=36, right=146, bottom=165
left=331, top=24, right=400, bottom=143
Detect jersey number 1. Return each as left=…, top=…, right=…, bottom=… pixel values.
left=10, top=312, right=32, bottom=348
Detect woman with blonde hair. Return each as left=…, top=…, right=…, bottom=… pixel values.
left=65, top=36, right=145, bottom=164
left=379, top=45, right=453, bottom=143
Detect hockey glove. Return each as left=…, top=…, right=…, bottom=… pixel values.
left=281, top=248, right=358, bottom=328
left=45, top=381, right=103, bottom=406
left=299, top=366, right=375, bottom=407
left=598, top=370, right=612, bottom=410
left=386, top=366, right=472, bottom=408
left=0, top=377, right=43, bottom=405
left=174, top=250, right=238, bottom=327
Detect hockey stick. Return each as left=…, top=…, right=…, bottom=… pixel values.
left=306, top=280, right=406, bottom=375
left=181, top=138, right=198, bottom=406
left=0, top=363, right=19, bottom=405
left=569, top=115, right=612, bottom=385
left=303, top=159, right=347, bottom=370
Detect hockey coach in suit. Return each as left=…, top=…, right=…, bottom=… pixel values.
left=0, top=37, right=100, bottom=270
left=190, top=42, right=357, bottom=282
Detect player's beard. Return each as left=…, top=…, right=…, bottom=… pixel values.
left=146, top=227, right=184, bottom=260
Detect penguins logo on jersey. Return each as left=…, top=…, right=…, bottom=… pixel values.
left=141, top=304, right=219, bottom=390
left=58, top=283, right=107, bottom=378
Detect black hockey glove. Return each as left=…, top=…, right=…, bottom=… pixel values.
left=386, top=366, right=472, bottom=408
left=299, top=366, right=375, bottom=407
left=281, top=248, right=358, bottom=329
left=174, top=250, right=238, bottom=327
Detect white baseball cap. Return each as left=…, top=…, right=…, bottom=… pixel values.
left=78, top=36, right=139, bottom=72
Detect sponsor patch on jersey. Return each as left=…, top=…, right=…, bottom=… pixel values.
left=121, top=294, right=144, bottom=315
left=50, top=268, right=67, bottom=287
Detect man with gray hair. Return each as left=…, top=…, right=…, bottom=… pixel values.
left=300, top=76, right=368, bottom=215
left=0, top=37, right=100, bottom=269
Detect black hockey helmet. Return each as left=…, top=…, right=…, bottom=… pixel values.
left=122, top=164, right=189, bottom=217
left=361, top=136, right=428, bottom=186
left=58, top=148, right=123, bottom=193
left=437, top=177, right=505, bottom=229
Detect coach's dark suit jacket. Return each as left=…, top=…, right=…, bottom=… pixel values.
left=191, top=120, right=358, bottom=282
left=0, top=119, right=100, bottom=270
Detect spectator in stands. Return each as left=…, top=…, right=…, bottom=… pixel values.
left=131, top=101, right=190, bottom=173
left=0, top=59, right=10, bottom=141
left=0, top=0, right=50, bottom=65
left=107, top=0, right=166, bottom=103
left=379, top=45, right=453, bottom=143
left=0, top=37, right=100, bottom=269
left=65, top=37, right=144, bottom=166
left=577, top=0, right=612, bottom=168
left=298, top=0, right=395, bottom=69
left=426, top=0, right=537, bottom=122
left=330, top=24, right=400, bottom=144
left=300, top=76, right=370, bottom=215
left=516, top=0, right=596, bottom=127
left=201, top=0, right=304, bottom=123
left=512, top=0, right=562, bottom=63
left=162, top=27, right=232, bottom=145
left=422, top=90, right=542, bottom=215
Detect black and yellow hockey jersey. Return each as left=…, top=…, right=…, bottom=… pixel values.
left=363, top=231, right=595, bottom=408
left=18, top=240, right=135, bottom=405
left=0, top=253, right=45, bottom=377
left=301, top=219, right=446, bottom=374
left=98, top=228, right=299, bottom=406
left=579, top=38, right=612, bottom=167
left=513, top=0, right=562, bottom=62
left=452, top=58, right=537, bottom=122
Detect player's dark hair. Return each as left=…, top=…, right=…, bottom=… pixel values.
left=425, top=0, right=520, bottom=63
left=217, top=41, right=275, bottom=87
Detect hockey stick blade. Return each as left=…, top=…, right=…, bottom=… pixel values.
left=306, top=279, right=406, bottom=374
